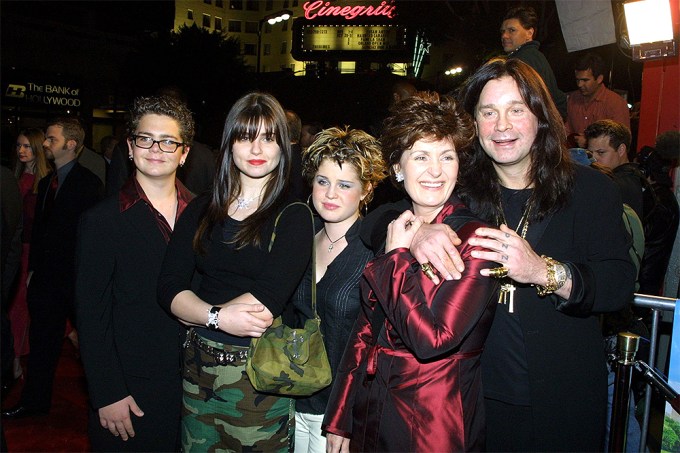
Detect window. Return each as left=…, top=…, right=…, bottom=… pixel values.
left=282, top=19, right=289, bottom=31
left=228, top=20, right=241, bottom=32
left=246, top=0, right=258, bottom=11
left=264, top=43, right=271, bottom=55
left=243, top=43, right=256, bottom=55
left=230, top=0, right=243, bottom=10
left=245, top=21, right=259, bottom=33
left=216, top=0, right=223, bottom=7
left=215, top=17, right=222, bottom=31
left=280, top=41, right=287, bottom=54
left=265, top=0, right=273, bottom=11
left=187, top=9, right=194, bottom=20
left=203, top=14, right=211, bottom=28
left=204, top=0, right=211, bottom=4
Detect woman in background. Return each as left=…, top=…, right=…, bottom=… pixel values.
left=292, top=127, right=386, bottom=453
left=9, top=128, right=50, bottom=381
left=158, top=92, right=313, bottom=452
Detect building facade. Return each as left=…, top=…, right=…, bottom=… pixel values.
left=173, top=0, right=416, bottom=76
left=174, top=0, right=304, bottom=73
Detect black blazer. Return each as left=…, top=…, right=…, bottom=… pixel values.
left=75, top=194, right=184, bottom=410
left=30, top=162, right=102, bottom=289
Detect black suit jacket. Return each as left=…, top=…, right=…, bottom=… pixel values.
left=75, top=193, right=184, bottom=410
left=30, top=162, right=102, bottom=290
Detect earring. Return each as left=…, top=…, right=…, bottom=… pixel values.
left=128, top=155, right=133, bottom=161
left=395, top=171, right=404, bottom=182
left=179, top=161, right=185, bottom=167
left=306, top=194, right=312, bottom=207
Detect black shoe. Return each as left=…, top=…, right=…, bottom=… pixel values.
left=1, top=405, right=48, bottom=419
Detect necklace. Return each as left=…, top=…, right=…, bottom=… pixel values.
left=497, top=200, right=532, bottom=313
left=323, top=228, right=346, bottom=253
left=236, top=195, right=257, bottom=210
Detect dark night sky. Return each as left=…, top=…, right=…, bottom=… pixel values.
left=1, top=0, right=174, bottom=36
left=1, top=0, right=643, bottom=146
left=1, top=0, right=641, bottom=99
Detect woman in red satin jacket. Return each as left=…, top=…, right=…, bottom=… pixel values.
left=322, top=91, right=499, bottom=452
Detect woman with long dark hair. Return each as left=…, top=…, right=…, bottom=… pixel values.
left=158, top=92, right=313, bottom=452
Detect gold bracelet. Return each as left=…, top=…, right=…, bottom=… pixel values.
left=536, top=255, right=561, bottom=296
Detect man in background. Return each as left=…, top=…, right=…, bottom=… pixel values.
left=567, top=53, right=630, bottom=148
left=285, top=109, right=308, bottom=201
left=501, top=6, right=567, bottom=119
left=2, top=118, right=102, bottom=419
left=585, top=119, right=643, bottom=219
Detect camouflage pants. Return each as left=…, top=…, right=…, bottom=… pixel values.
left=182, top=331, right=294, bottom=452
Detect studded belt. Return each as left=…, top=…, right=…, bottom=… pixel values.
left=186, top=328, right=249, bottom=366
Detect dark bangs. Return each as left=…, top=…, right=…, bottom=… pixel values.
left=230, top=105, right=280, bottom=145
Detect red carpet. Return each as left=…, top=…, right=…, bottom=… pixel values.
left=2, top=340, right=90, bottom=452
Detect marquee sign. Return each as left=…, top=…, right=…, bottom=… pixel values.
left=292, top=21, right=409, bottom=61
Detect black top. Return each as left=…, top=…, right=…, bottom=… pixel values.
left=157, top=195, right=313, bottom=346
left=292, top=219, right=373, bottom=415
left=481, top=186, right=532, bottom=404
left=478, top=165, right=634, bottom=450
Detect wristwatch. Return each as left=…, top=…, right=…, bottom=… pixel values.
left=206, top=306, right=222, bottom=331
left=536, top=256, right=567, bottom=296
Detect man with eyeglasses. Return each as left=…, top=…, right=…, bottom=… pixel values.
left=105, top=86, right=216, bottom=197
left=74, top=95, right=194, bottom=451
left=2, top=117, right=103, bottom=420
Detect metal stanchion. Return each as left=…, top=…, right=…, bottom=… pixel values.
left=632, top=293, right=677, bottom=451
left=609, top=332, right=640, bottom=453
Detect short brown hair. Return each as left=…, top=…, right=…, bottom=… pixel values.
left=584, top=119, right=631, bottom=152
left=128, top=95, right=195, bottom=147
left=381, top=91, right=475, bottom=186
left=47, top=117, right=85, bottom=151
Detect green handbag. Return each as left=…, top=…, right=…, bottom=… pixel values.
left=245, top=202, right=332, bottom=396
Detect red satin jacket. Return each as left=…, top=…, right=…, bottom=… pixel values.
left=323, top=201, right=499, bottom=452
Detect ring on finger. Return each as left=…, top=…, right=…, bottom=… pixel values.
left=488, top=266, right=509, bottom=278
left=421, top=262, right=436, bottom=280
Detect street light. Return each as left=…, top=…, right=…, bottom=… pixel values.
left=257, top=9, right=293, bottom=73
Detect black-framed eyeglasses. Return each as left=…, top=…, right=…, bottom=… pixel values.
left=131, top=135, right=185, bottom=153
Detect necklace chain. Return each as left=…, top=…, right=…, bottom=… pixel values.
left=323, top=228, right=346, bottom=253
left=500, top=201, right=531, bottom=239
left=236, top=195, right=257, bottom=210
left=496, top=197, right=532, bottom=314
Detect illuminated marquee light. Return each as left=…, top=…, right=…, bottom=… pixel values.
left=303, top=1, right=397, bottom=20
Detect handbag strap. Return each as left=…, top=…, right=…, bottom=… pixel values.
left=268, top=201, right=318, bottom=316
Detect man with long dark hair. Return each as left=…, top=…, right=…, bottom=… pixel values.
left=409, top=58, right=635, bottom=451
